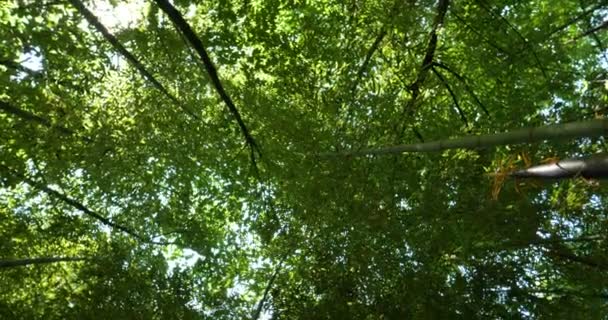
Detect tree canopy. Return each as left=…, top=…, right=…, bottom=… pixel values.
left=1, top=0, right=608, bottom=318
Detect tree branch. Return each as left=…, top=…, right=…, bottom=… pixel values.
left=1, top=165, right=171, bottom=245
left=430, top=66, right=469, bottom=127
left=252, top=256, right=286, bottom=320
left=351, top=29, right=387, bottom=94
left=322, top=119, right=608, bottom=157
left=432, top=61, right=489, bottom=116
left=152, top=0, right=260, bottom=167
left=67, top=0, right=198, bottom=119
left=476, top=0, right=548, bottom=80
left=0, top=257, right=90, bottom=269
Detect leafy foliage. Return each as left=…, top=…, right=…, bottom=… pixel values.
left=1, top=0, right=608, bottom=318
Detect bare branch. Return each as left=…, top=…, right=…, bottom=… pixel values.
left=0, top=100, right=74, bottom=135
left=351, top=29, right=387, bottom=94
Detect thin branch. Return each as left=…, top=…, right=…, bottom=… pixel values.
left=321, top=119, right=608, bottom=157
left=152, top=0, right=260, bottom=168
left=67, top=0, right=198, bottom=119
left=0, top=59, right=41, bottom=78
left=431, top=66, right=469, bottom=127
left=475, top=0, right=548, bottom=80
left=252, top=256, right=286, bottom=320
left=450, top=11, right=512, bottom=56
left=0, top=100, right=74, bottom=135
left=408, top=0, right=450, bottom=98
left=0, top=257, right=90, bottom=269
left=542, top=2, right=605, bottom=41
left=351, top=29, right=387, bottom=94
left=396, top=0, right=449, bottom=139
left=1, top=165, right=171, bottom=245
left=570, top=19, right=608, bottom=42
left=432, top=61, right=489, bottom=116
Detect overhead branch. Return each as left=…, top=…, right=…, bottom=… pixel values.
left=0, top=257, right=91, bottom=269
left=67, top=0, right=198, bottom=119
left=570, top=19, right=608, bottom=42
left=430, top=66, right=469, bottom=127
left=0, top=59, right=41, bottom=78
left=351, top=29, right=387, bottom=94
left=541, top=2, right=605, bottom=41
left=321, top=119, right=608, bottom=157
left=252, top=256, right=286, bottom=320
left=476, top=0, right=548, bottom=80
left=396, top=0, right=449, bottom=139
left=432, top=62, right=489, bottom=116
left=407, top=0, right=450, bottom=99
left=450, top=11, right=511, bottom=56
left=0, top=100, right=75, bottom=135
left=152, top=0, right=260, bottom=167
left=1, top=165, right=171, bottom=245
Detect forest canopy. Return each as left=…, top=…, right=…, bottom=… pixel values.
left=1, top=0, right=608, bottom=318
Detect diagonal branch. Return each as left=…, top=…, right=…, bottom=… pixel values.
left=395, top=0, right=449, bottom=141
left=1, top=165, right=171, bottom=245
left=152, top=0, right=260, bottom=167
left=322, top=119, right=608, bottom=157
left=67, top=0, right=198, bottom=119
left=432, top=61, right=489, bottom=116
left=571, top=19, right=608, bottom=42
left=0, top=100, right=74, bottom=135
left=252, top=256, right=286, bottom=320
left=0, top=257, right=91, bottom=269
left=351, top=29, right=387, bottom=94
left=475, top=0, right=548, bottom=80
left=0, top=59, right=42, bottom=78
left=407, top=0, right=450, bottom=99
left=431, top=66, right=469, bottom=127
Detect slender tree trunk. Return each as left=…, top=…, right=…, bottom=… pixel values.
left=0, top=257, right=90, bottom=269
left=322, top=119, right=607, bottom=157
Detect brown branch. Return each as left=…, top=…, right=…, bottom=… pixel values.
left=0, top=59, right=41, bottom=78
left=0, top=257, right=91, bottom=269
left=67, top=0, right=198, bottom=119
left=152, top=0, right=260, bottom=167
left=395, top=0, right=450, bottom=139
left=542, top=2, right=605, bottom=41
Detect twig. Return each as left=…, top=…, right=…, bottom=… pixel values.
left=431, top=66, right=469, bottom=127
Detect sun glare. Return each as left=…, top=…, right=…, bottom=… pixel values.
left=89, top=0, right=145, bottom=32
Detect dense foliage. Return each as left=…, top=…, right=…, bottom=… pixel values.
left=1, top=0, right=608, bottom=318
